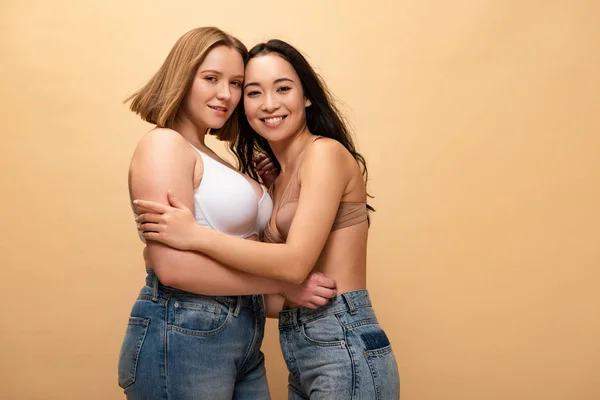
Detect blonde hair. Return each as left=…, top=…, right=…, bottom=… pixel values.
left=125, top=27, right=248, bottom=141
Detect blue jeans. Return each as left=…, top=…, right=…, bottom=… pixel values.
left=279, top=290, right=400, bottom=399
left=118, top=270, right=271, bottom=399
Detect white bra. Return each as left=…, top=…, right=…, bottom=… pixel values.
left=189, top=145, right=273, bottom=238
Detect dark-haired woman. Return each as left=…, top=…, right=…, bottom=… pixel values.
left=134, top=39, right=400, bottom=399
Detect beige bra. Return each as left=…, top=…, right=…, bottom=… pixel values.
left=263, top=137, right=368, bottom=244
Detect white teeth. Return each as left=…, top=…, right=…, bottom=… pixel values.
left=265, top=117, right=283, bottom=124
left=210, top=106, right=226, bottom=111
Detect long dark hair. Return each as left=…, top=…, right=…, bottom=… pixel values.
left=231, top=39, right=374, bottom=211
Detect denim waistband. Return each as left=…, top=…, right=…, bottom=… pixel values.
left=144, top=269, right=259, bottom=309
left=278, top=289, right=371, bottom=328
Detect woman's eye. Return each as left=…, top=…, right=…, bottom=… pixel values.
left=277, top=86, right=291, bottom=93
left=205, top=76, right=217, bottom=82
left=231, top=81, right=242, bottom=88
left=246, top=91, right=261, bottom=97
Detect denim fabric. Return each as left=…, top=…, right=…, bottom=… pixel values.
left=118, top=270, right=271, bottom=400
left=279, top=290, right=400, bottom=399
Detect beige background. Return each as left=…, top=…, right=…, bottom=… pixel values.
left=1, top=0, right=599, bottom=399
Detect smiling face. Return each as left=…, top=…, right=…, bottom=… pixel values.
left=242, top=54, right=312, bottom=143
left=179, top=45, right=245, bottom=130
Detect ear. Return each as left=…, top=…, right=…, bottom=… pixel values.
left=304, top=97, right=312, bottom=107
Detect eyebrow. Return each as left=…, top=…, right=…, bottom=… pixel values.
left=244, top=77, right=294, bottom=89
left=200, top=69, right=244, bottom=79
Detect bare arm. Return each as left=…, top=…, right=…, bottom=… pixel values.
left=136, top=138, right=353, bottom=284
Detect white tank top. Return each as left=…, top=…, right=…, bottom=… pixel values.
left=135, top=144, right=273, bottom=242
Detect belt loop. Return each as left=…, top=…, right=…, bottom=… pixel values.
left=260, top=295, right=267, bottom=317
left=151, top=275, right=159, bottom=302
left=255, top=295, right=265, bottom=316
left=233, top=296, right=241, bottom=317
left=342, top=293, right=357, bottom=315
left=292, top=309, right=300, bottom=331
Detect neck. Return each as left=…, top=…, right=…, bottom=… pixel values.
left=172, top=115, right=209, bottom=150
left=269, top=125, right=314, bottom=174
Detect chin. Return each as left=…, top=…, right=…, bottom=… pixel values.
left=210, top=122, right=227, bottom=130
left=248, top=126, right=275, bottom=142
left=257, top=132, right=286, bottom=143
left=205, top=115, right=231, bottom=130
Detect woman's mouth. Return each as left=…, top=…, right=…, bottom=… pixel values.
left=260, top=115, right=287, bottom=127
left=208, top=105, right=228, bottom=115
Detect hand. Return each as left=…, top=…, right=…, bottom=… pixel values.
left=134, top=191, right=199, bottom=250
left=280, top=272, right=337, bottom=309
left=254, top=153, right=279, bottom=188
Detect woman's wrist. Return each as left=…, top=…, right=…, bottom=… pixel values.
left=278, top=281, right=289, bottom=297
left=195, top=224, right=212, bottom=251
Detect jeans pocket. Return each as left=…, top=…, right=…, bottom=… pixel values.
left=365, top=346, right=400, bottom=399
left=171, top=298, right=232, bottom=336
left=300, top=314, right=346, bottom=347
left=363, top=330, right=400, bottom=400
left=118, top=317, right=150, bottom=389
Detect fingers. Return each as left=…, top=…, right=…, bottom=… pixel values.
left=301, top=295, right=333, bottom=310
left=166, top=190, right=189, bottom=211
left=133, top=204, right=159, bottom=215
left=141, top=231, right=161, bottom=242
left=313, top=286, right=337, bottom=300
left=253, top=154, right=267, bottom=170
left=132, top=199, right=168, bottom=213
left=261, top=162, right=274, bottom=170
left=309, top=296, right=328, bottom=307
left=317, top=276, right=337, bottom=290
left=256, top=160, right=274, bottom=171
left=253, top=153, right=267, bottom=164
left=309, top=272, right=337, bottom=289
left=254, top=153, right=277, bottom=175
left=136, top=214, right=164, bottom=233
left=135, top=213, right=162, bottom=224
left=137, top=222, right=164, bottom=233
left=254, top=155, right=270, bottom=169
left=260, top=168, right=278, bottom=178
left=256, top=164, right=277, bottom=177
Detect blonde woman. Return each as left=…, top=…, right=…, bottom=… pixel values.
left=119, top=28, right=336, bottom=400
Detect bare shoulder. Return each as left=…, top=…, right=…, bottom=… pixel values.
left=128, top=128, right=198, bottom=196
left=130, top=128, right=197, bottom=179
left=304, top=136, right=358, bottom=172
left=136, top=128, right=188, bottom=153
left=300, top=137, right=355, bottom=189
left=131, top=128, right=194, bottom=164
left=304, top=137, right=348, bottom=163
